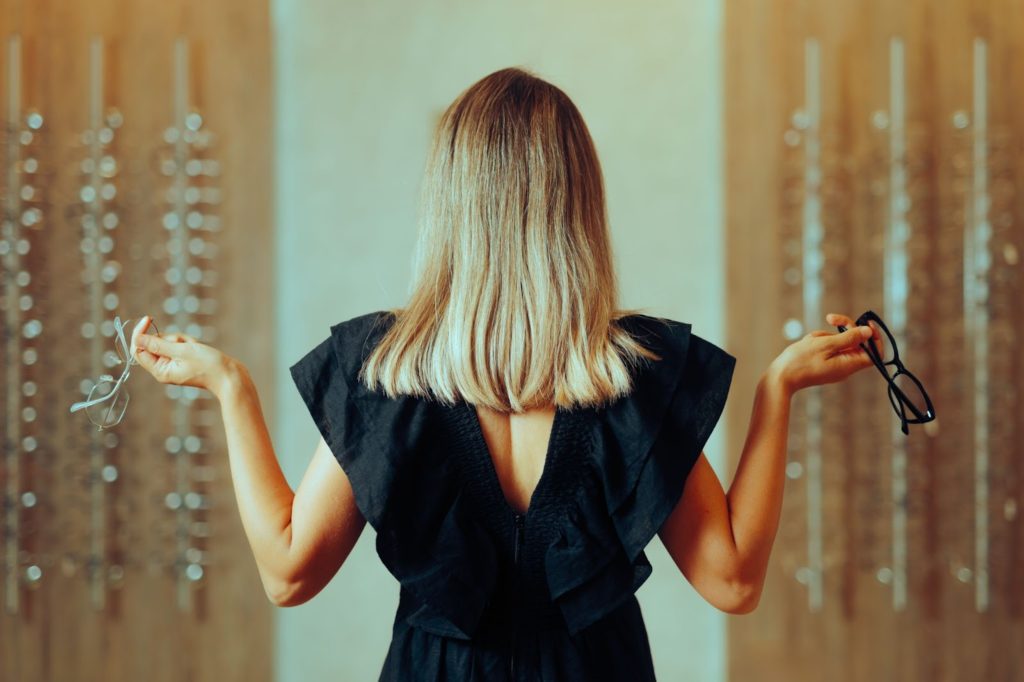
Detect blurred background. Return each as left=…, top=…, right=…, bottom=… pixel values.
left=1, top=0, right=1021, bottom=681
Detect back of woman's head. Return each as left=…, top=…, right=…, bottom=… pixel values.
left=361, top=66, right=659, bottom=412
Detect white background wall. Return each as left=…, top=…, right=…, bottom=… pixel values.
left=271, top=1, right=729, bottom=679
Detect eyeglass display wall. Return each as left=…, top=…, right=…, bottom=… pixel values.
left=0, top=3, right=273, bottom=682
left=726, top=1, right=1022, bottom=680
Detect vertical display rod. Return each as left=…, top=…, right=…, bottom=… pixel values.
left=86, top=36, right=107, bottom=610
left=966, top=37, right=990, bottom=613
left=801, top=37, right=825, bottom=612
left=172, top=36, right=193, bottom=612
left=884, top=37, right=910, bottom=611
left=3, top=34, right=23, bottom=616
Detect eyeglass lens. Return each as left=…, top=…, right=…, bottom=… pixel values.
left=841, top=313, right=934, bottom=426
left=891, top=372, right=930, bottom=420
left=864, top=319, right=897, bottom=365
left=71, top=317, right=157, bottom=430
left=85, top=378, right=129, bottom=429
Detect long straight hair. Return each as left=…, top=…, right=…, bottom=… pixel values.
left=359, top=66, right=660, bottom=413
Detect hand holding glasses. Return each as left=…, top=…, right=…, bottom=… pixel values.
left=70, top=316, right=159, bottom=430
left=835, top=310, right=935, bottom=436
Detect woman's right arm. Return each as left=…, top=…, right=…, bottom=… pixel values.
left=216, top=363, right=367, bottom=607
left=658, top=368, right=792, bottom=614
left=135, top=331, right=367, bottom=607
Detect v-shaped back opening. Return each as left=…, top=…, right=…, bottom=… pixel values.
left=461, top=402, right=564, bottom=519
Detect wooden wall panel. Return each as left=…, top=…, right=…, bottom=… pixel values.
left=726, top=1, right=1023, bottom=680
left=0, top=1, right=273, bottom=681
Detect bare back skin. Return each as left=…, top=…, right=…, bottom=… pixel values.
left=473, top=405, right=557, bottom=515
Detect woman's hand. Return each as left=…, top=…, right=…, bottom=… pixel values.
left=767, top=312, right=881, bottom=395
left=133, top=316, right=237, bottom=400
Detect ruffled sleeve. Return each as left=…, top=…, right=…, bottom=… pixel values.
left=288, top=310, right=408, bottom=531
left=545, top=314, right=737, bottom=634
left=288, top=310, right=499, bottom=640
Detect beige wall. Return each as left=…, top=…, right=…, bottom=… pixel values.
left=272, top=1, right=729, bottom=679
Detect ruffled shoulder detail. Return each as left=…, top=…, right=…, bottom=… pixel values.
left=288, top=310, right=409, bottom=530
left=545, top=314, right=737, bottom=634
left=288, top=310, right=499, bottom=640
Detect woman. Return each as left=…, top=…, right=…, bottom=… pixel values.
left=133, top=67, right=879, bottom=681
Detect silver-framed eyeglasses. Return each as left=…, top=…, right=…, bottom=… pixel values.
left=69, top=316, right=159, bottom=430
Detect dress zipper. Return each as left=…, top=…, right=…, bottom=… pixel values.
left=513, top=512, right=524, bottom=564
left=510, top=512, right=525, bottom=680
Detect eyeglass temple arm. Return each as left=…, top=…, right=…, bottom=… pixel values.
left=113, top=315, right=139, bottom=365
left=70, top=316, right=156, bottom=416
left=69, top=317, right=140, bottom=414
left=69, top=370, right=129, bottom=413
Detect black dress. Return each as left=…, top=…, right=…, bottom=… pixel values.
left=288, top=310, right=737, bottom=681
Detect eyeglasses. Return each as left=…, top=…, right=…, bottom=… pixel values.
left=69, top=316, right=159, bottom=431
left=836, top=310, right=935, bottom=436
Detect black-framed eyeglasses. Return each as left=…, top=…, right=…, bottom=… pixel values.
left=836, top=310, right=935, bottom=436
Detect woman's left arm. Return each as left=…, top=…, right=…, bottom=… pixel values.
left=659, top=312, right=879, bottom=613
left=134, top=325, right=366, bottom=606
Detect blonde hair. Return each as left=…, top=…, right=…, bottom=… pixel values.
left=360, top=66, right=660, bottom=413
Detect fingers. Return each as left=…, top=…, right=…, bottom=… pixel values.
left=825, top=312, right=856, bottom=329
left=866, top=320, right=884, bottom=346
left=134, top=348, right=164, bottom=379
left=130, top=316, right=151, bottom=361
left=824, top=312, right=885, bottom=354
left=135, top=348, right=156, bottom=368
left=825, top=324, right=872, bottom=352
left=136, top=332, right=180, bottom=358
left=832, top=344, right=875, bottom=374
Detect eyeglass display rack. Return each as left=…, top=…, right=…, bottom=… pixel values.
left=76, top=37, right=127, bottom=612
left=1, top=34, right=46, bottom=616
left=946, top=38, right=1021, bottom=617
left=156, top=36, right=222, bottom=613
left=774, top=33, right=1015, bottom=614
left=0, top=2, right=272, bottom=678
left=2, top=36, right=223, bottom=616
